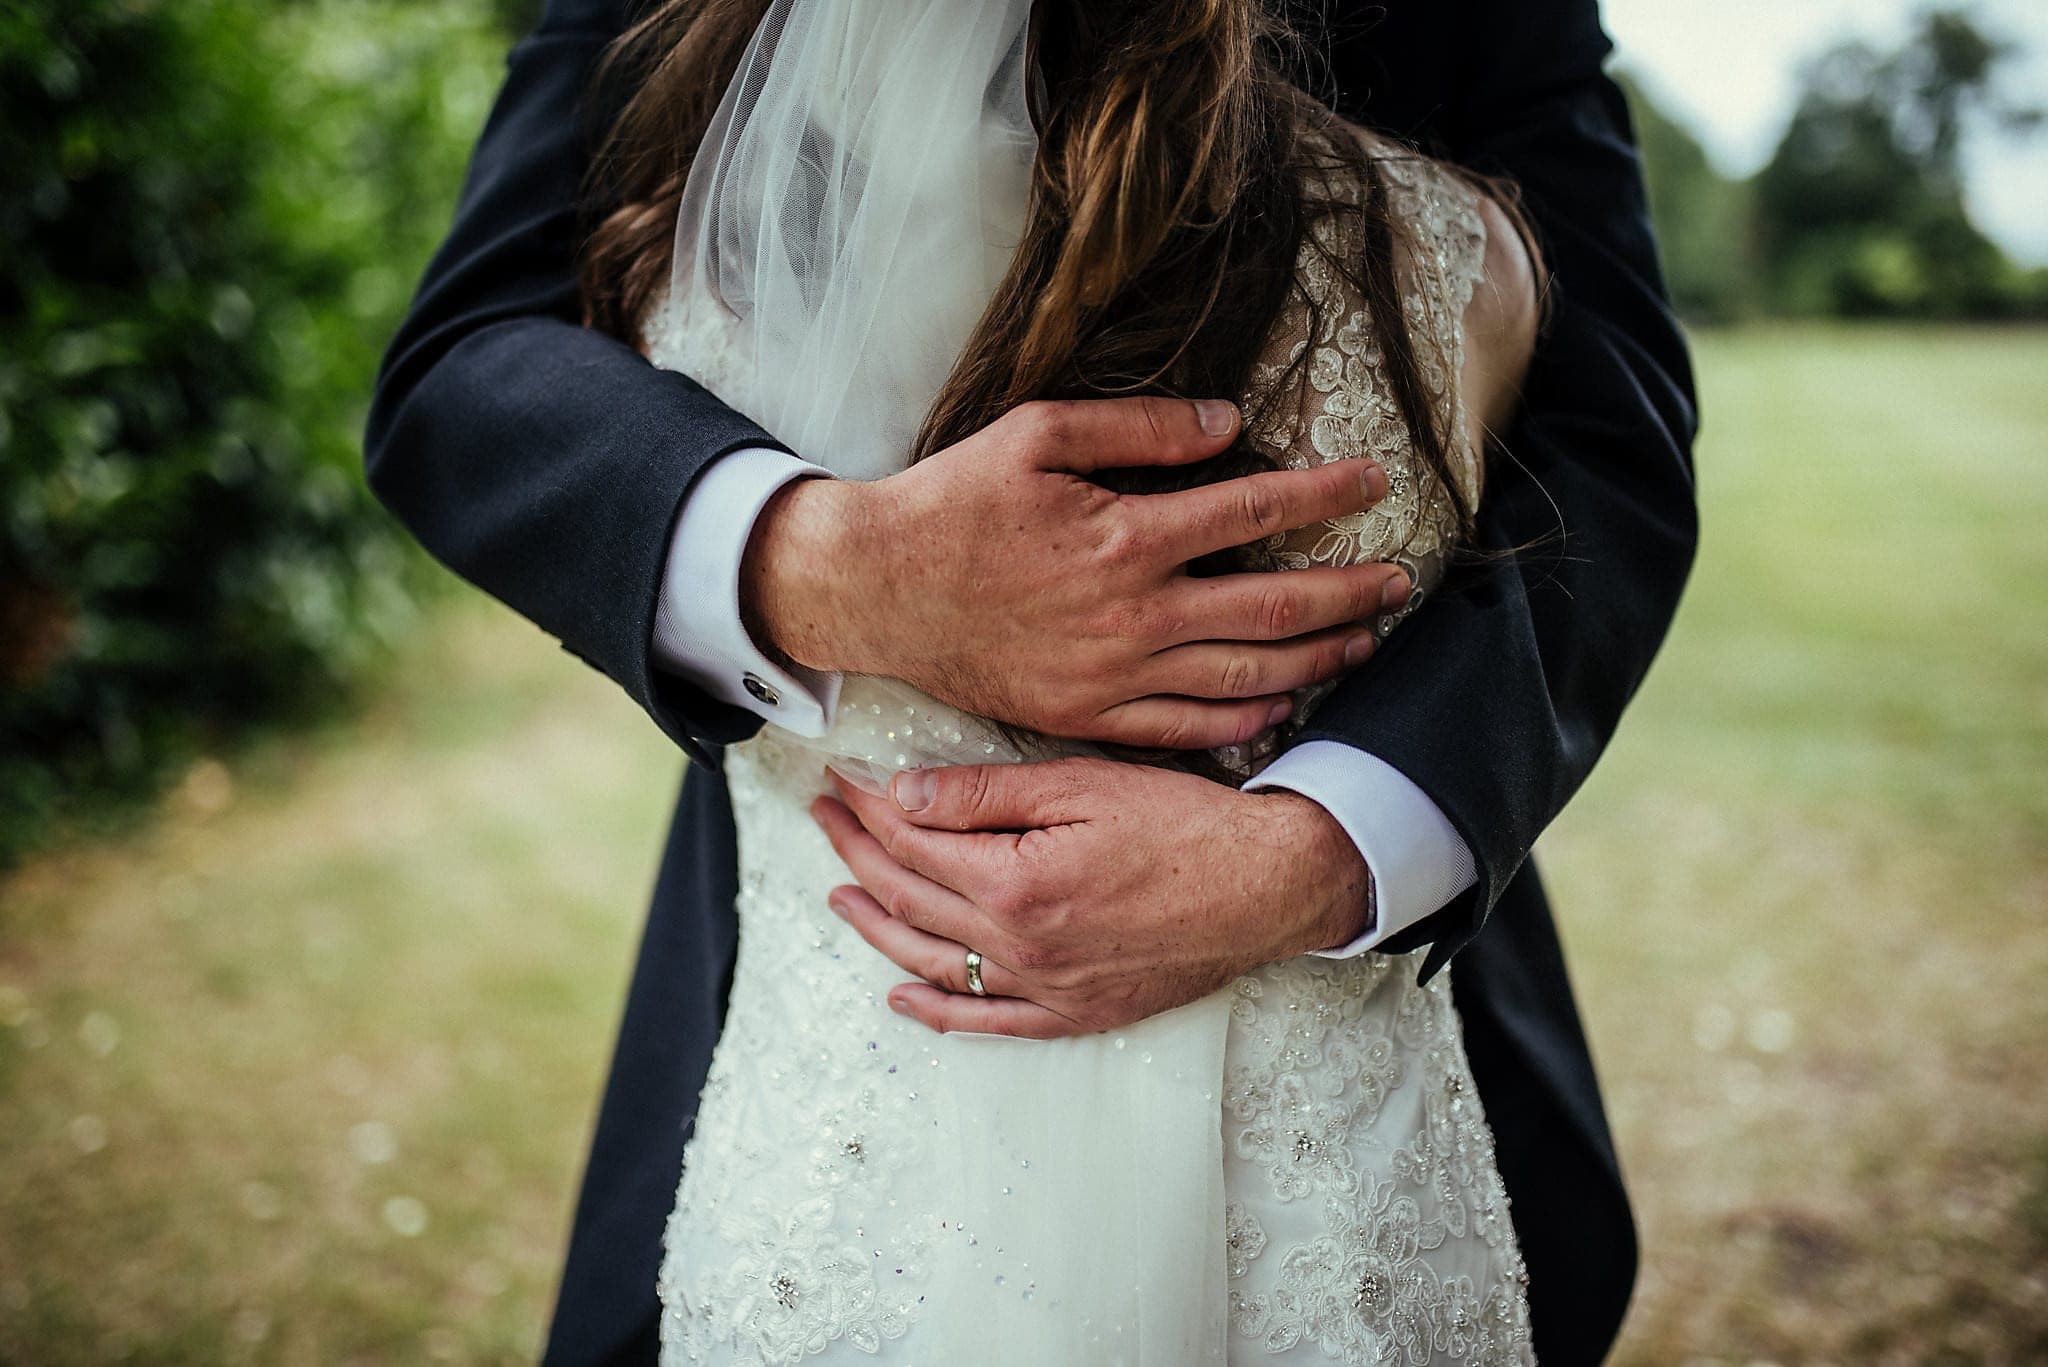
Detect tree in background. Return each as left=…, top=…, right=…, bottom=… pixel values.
left=1621, top=73, right=1759, bottom=323
left=1758, top=10, right=2043, bottom=318
left=1627, top=8, right=2044, bottom=323
left=0, top=1, right=508, bottom=862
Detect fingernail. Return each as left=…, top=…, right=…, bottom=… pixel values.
left=1358, top=461, right=1388, bottom=501
left=1343, top=632, right=1377, bottom=667
left=892, top=769, right=936, bottom=811
left=886, top=994, right=911, bottom=1016
left=1196, top=399, right=1238, bottom=436
left=1266, top=698, right=1292, bottom=728
left=826, top=892, right=850, bottom=918
left=1381, top=574, right=1412, bottom=611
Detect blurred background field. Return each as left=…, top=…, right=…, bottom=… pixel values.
left=4, top=1, right=2047, bottom=1363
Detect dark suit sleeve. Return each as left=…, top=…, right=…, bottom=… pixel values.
left=363, top=0, right=780, bottom=767
left=1302, top=0, right=1701, bottom=976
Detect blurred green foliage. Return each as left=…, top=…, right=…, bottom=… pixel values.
left=1628, top=7, right=2048, bottom=323
left=1625, top=74, right=1760, bottom=324
left=0, top=1, right=511, bottom=862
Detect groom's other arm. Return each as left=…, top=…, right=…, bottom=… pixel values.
left=364, top=0, right=782, bottom=767
left=1293, top=0, right=1700, bottom=977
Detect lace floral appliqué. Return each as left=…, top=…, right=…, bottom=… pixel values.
left=1222, top=956, right=1534, bottom=1365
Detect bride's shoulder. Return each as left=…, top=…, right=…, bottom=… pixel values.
left=1307, top=112, right=1542, bottom=436
left=1459, top=191, right=1542, bottom=435
left=1312, top=118, right=1510, bottom=284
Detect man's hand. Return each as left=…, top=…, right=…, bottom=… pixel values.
left=747, top=397, right=1410, bottom=751
left=809, top=758, right=1372, bottom=1038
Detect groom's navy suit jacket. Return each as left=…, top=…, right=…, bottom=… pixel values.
left=365, top=2, right=1698, bottom=1362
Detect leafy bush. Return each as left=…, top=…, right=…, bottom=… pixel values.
left=0, top=1, right=510, bottom=861
left=1622, top=74, right=1760, bottom=324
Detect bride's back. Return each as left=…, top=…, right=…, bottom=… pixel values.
left=601, top=0, right=1539, bottom=749
left=625, top=7, right=1544, bottom=1363
left=590, top=0, right=1538, bottom=492
left=637, top=130, right=1532, bottom=777
left=638, top=123, right=1545, bottom=1357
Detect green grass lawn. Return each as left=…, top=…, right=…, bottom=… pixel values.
left=2, top=326, right=2045, bottom=1363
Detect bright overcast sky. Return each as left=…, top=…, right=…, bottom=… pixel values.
left=1601, top=0, right=2048, bottom=264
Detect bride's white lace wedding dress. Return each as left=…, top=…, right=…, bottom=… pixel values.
left=635, top=4, right=1534, bottom=1362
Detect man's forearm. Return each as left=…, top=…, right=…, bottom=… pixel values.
left=363, top=0, right=794, bottom=765
left=367, top=315, right=784, bottom=761
left=741, top=474, right=891, bottom=679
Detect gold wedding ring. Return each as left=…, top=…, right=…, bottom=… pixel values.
left=964, top=948, right=986, bottom=996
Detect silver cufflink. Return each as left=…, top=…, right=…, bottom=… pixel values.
left=742, top=673, right=780, bottom=707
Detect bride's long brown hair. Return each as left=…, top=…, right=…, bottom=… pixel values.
left=578, top=0, right=1492, bottom=536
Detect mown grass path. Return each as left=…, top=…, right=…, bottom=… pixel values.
left=2, top=328, right=2044, bottom=1362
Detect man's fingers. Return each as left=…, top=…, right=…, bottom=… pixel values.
left=886, top=983, right=1082, bottom=1040
left=1003, top=396, right=1240, bottom=473
left=879, top=759, right=1089, bottom=832
left=826, top=884, right=1027, bottom=998
left=1154, top=459, right=1389, bottom=561
left=828, top=771, right=1026, bottom=884
left=1090, top=694, right=1294, bottom=750
left=1146, top=625, right=1376, bottom=700
left=1164, top=561, right=1412, bottom=644
left=810, top=795, right=991, bottom=945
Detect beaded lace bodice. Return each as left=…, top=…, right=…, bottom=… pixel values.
left=1208, top=132, right=1491, bottom=776
left=642, top=130, right=1534, bottom=1366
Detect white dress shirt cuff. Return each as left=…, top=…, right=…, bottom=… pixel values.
left=651, top=446, right=843, bottom=738
left=1246, top=739, right=1478, bottom=959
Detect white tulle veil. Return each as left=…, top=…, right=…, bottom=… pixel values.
left=670, top=0, right=1038, bottom=480
left=667, top=2, right=1234, bottom=1362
